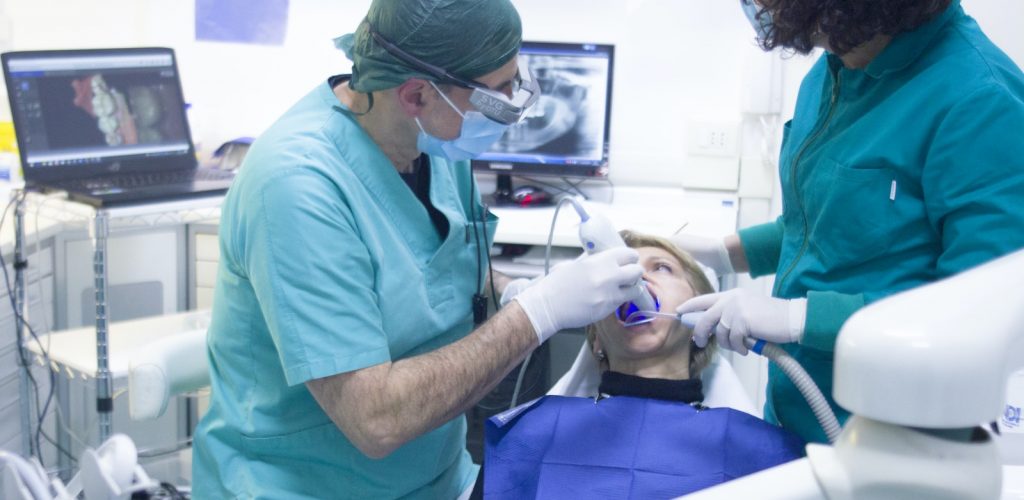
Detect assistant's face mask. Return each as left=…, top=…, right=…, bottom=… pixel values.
left=416, top=81, right=510, bottom=162
left=740, top=0, right=773, bottom=42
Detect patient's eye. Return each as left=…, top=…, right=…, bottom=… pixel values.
left=653, top=261, right=674, bottom=273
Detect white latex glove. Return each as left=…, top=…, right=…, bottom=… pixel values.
left=676, top=288, right=807, bottom=355
left=499, top=277, right=537, bottom=307
left=670, top=233, right=734, bottom=276
left=514, top=247, right=643, bottom=344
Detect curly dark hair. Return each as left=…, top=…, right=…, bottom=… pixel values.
left=754, top=0, right=951, bottom=55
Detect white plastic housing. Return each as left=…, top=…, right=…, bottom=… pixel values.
left=577, top=211, right=657, bottom=312
left=834, top=249, right=1024, bottom=428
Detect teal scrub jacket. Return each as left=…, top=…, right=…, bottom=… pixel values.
left=191, top=78, right=495, bottom=498
left=739, top=0, right=1024, bottom=443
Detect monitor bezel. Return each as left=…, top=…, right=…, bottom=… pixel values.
left=471, top=41, right=614, bottom=179
left=1, top=46, right=198, bottom=184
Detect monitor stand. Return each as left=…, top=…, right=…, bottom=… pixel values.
left=484, top=174, right=555, bottom=207
left=484, top=174, right=516, bottom=207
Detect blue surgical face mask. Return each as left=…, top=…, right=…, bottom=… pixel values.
left=740, top=0, right=772, bottom=42
left=416, top=82, right=510, bottom=162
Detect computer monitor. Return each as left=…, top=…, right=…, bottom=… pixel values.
left=2, top=47, right=196, bottom=183
left=472, top=41, right=614, bottom=205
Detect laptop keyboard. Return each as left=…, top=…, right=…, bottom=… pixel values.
left=63, top=169, right=235, bottom=192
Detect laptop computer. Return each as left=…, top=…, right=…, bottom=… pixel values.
left=1, top=47, right=235, bottom=208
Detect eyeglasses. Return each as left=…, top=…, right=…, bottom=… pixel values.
left=368, top=25, right=540, bottom=125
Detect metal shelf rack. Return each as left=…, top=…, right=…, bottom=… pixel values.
left=12, top=189, right=223, bottom=455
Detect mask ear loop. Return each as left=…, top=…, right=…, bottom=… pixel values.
left=428, top=81, right=467, bottom=118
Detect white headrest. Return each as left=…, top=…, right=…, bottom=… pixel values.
left=128, top=329, right=210, bottom=421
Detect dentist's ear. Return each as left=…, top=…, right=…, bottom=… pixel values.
left=395, top=78, right=431, bottom=117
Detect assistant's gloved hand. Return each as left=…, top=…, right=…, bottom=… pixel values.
left=676, top=289, right=807, bottom=355
left=514, top=247, right=643, bottom=344
left=669, top=233, right=734, bottom=276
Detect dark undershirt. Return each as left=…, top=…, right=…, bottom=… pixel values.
left=328, top=75, right=450, bottom=240
left=400, top=155, right=450, bottom=239
left=598, top=371, right=704, bottom=404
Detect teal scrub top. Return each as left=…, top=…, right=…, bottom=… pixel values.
left=192, top=77, right=496, bottom=499
left=739, top=1, right=1024, bottom=443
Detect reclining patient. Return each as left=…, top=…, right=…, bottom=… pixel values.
left=483, top=231, right=805, bottom=499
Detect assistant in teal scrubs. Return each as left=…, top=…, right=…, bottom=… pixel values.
left=677, top=0, right=1024, bottom=443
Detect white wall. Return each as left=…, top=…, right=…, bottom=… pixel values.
left=0, top=0, right=1021, bottom=180
left=0, top=0, right=373, bottom=155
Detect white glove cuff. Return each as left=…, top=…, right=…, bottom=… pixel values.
left=789, top=298, right=808, bottom=342
left=512, top=295, right=554, bottom=345
left=499, top=278, right=530, bottom=307
left=715, top=241, right=735, bottom=275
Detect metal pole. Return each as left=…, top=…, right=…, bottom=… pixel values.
left=13, top=190, right=33, bottom=457
left=93, top=211, right=112, bottom=442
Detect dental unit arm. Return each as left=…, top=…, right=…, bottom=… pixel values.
left=566, top=197, right=659, bottom=318
left=684, top=248, right=1024, bottom=499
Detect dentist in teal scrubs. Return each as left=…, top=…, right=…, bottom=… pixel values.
left=191, top=0, right=644, bottom=498
left=677, top=0, right=1024, bottom=444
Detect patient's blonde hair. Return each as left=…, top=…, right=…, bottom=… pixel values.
left=585, top=230, right=717, bottom=376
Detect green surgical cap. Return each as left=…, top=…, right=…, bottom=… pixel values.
left=335, top=0, right=522, bottom=93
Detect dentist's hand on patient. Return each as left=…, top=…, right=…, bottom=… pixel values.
left=677, top=289, right=807, bottom=355
left=514, top=247, right=643, bottom=344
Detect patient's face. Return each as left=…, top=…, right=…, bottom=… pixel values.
left=594, top=246, right=697, bottom=368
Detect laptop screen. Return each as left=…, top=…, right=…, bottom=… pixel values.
left=2, top=48, right=195, bottom=181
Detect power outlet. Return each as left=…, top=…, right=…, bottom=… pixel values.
left=689, top=121, right=740, bottom=158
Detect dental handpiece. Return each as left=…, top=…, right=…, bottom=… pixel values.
left=621, top=310, right=704, bottom=328
left=571, top=200, right=658, bottom=313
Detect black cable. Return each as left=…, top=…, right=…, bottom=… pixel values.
left=559, top=177, right=589, bottom=199
left=481, top=204, right=499, bottom=312
left=39, top=426, right=77, bottom=465
left=0, top=195, right=40, bottom=456
left=0, top=193, right=76, bottom=465
left=467, top=169, right=488, bottom=325
left=516, top=176, right=579, bottom=198
left=137, top=438, right=193, bottom=459
left=155, top=481, right=189, bottom=500
left=468, top=176, right=484, bottom=289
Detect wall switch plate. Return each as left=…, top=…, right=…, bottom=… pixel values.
left=689, top=120, right=740, bottom=158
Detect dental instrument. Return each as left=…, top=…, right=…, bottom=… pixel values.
left=510, top=195, right=659, bottom=409
left=564, top=197, right=660, bottom=323
left=622, top=310, right=704, bottom=328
